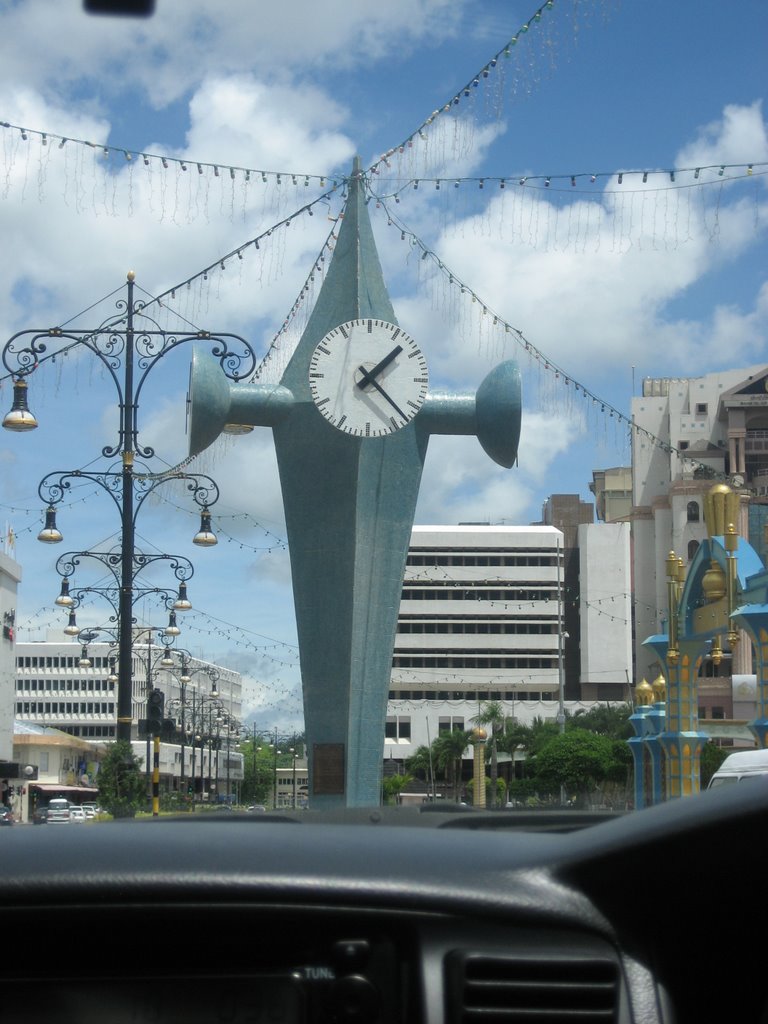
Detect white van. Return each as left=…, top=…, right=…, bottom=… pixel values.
left=46, top=798, right=71, bottom=823
left=708, top=749, right=768, bottom=788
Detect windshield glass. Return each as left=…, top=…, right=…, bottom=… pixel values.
left=0, top=0, right=765, bottom=829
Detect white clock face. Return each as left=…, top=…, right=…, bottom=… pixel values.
left=309, top=319, right=429, bottom=437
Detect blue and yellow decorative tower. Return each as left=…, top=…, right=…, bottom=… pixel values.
left=638, top=483, right=768, bottom=803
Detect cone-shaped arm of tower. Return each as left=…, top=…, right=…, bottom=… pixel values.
left=188, top=348, right=521, bottom=469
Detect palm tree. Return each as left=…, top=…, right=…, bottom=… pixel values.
left=472, top=701, right=506, bottom=807
left=432, top=729, right=471, bottom=801
left=405, top=745, right=437, bottom=796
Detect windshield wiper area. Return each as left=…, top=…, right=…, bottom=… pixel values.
left=141, top=805, right=624, bottom=832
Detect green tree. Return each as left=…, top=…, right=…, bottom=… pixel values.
left=534, top=729, right=620, bottom=805
left=406, top=745, right=436, bottom=790
left=472, top=701, right=506, bottom=807
left=499, top=715, right=560, bottom=775
left=382, top=773, right=413, bottom=805
left=700, top=741, right=729, bottom=788
left=240, top=737, right=280, bottom=805
left=432, top=729, right=471, bottom=801
left=97, top=740, right=145, bottom=818
left=568, top=703, right=633, bottom=739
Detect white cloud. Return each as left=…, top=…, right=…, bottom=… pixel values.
left=182, top=75, right=355, bottom=170
left=0, top=0, right=464, bottom=111
left=676, top=101, right=768, bottom=172
left=380, top=102, right=768, bottom=396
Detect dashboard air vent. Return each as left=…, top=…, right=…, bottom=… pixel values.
left=447, top=951, right=619, bottom=1023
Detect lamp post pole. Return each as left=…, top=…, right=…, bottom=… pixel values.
left=292, top=744, right=298, bottom=809
left=2, top=272, right=256, bottom=744
left=272, top=729, right=281, bottom=809
left=189, top=689, right=198, bottom=804
left=166, top=669, right=226, bottom=807
left=556, top=535, right=568, bottom=806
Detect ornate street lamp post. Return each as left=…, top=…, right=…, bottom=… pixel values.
left=166, top=663, right=224, bottom=807
left=76, top=623, right=179, bottom=803
left=2, top=272, right=256, bottom=742
left=265, top=729, right=302, bottom=809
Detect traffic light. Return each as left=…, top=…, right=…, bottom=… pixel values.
left=147, top=688, right=164, bottom=735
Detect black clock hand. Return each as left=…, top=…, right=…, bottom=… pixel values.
left=361, top=374, right=408, bottom=421
left=355, top=344, right=403, bottom=390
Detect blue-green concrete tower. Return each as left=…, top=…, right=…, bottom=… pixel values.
left=188, top=160, right=522, bottom=807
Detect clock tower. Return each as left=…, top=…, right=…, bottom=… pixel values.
left=188, top=157, right=522, bottom=807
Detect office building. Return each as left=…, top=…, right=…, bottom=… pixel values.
left=386, top=523, right=608, bottom=766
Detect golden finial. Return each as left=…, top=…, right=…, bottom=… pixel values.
left=635, top=678, right=653, bottom=706
left=652, top=673, right=666, bottom=702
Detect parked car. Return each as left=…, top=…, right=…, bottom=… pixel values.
left=69, top=806, right=87, bottom=823
left=46, top=798, right=71, bottom=824
left=81, top=802, right=99, bottom=819
left=0, top=805, right=14, bottom=826
left=32, top=806, right=48, bottom=825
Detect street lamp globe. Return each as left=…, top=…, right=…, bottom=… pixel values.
left=63, top=610, right=80, bottom=636
left=164, top=610, right=181, bottom=637
left=38, top=507, right=63, bottom=544
left=192, top=509, right=217, bottom=547
left=173, top=581, right=192, bottom=611
left=2, top=379, right=38, bottom=432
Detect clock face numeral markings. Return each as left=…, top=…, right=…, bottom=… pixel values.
left=309, top=318, right=428, bottom=437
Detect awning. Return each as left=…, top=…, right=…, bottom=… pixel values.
left=30, top=783, right=99, bottom=794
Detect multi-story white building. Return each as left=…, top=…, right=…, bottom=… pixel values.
left=0, top=546, right=22, bottom=763
left=578, top=521, right=633, bottom=701
left=385, top=524, right=608, bottom=766
left=14, top=635, right=244, bottom=799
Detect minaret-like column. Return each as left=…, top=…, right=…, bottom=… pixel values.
left=628, top=679, right=653, bottom=810
left=645, top=635, right=708, bottom=798
left=645, top=673, right=667, bottom=805
left=472, top=729, right=487, bottom=808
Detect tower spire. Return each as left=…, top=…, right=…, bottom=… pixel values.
left=279, top=158, right=396, bottom=397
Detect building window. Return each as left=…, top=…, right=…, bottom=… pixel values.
left=711, top=706, right=725, bottom=720
left=687, top=501, right=700, bottom=522
left=688, top=540, right=699, bottom=560
left=386, top=716, right=411, bottom=740
left=695, top=403, right=708, bottom=416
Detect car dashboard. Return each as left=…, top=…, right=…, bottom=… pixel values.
left=2, top=782, right=766, bottom=1024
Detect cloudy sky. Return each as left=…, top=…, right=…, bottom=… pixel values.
left=0, top=0, right=766, bottom=728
